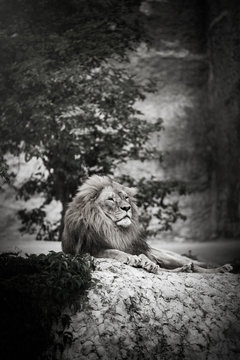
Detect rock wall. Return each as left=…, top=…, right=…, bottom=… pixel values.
left=119, top=0, right=212, bottom=241
left=120, top=0, right=240, bottom=240
left=207, top=0, right=240, bottom=237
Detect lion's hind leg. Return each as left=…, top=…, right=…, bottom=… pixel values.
left=190, top=263, right=233, bottom=273
left=147, top=248, right=233, bottom=273
left=155, top=263, right=233, bottom=273
left=168, top=262, right=233, bottom=273
left=147, top=247, right=205, bottom=269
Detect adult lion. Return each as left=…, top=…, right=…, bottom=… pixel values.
left=62, top=175, right=232, bottom=273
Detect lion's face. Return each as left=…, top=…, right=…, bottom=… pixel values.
left=96, top=185, right=134, bottom=228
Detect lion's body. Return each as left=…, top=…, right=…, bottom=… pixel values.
left=62, top=175, right=232, bottom=274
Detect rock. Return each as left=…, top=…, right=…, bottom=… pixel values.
left=56, top=259, right=240, bottom=360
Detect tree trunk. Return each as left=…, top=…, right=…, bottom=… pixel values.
left=58, top=198, right=69, bottom=242
left=54, top=178, right=70, bottom=242
left=51, top=259, right=240, bottom=360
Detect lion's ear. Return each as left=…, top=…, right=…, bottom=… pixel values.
left=126, top=187, right=138, bottom=197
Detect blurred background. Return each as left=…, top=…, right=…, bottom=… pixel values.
left=1, top=0, right=240, bottom=265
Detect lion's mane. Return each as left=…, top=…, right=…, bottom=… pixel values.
left=61, top=175, right=149, bottom=256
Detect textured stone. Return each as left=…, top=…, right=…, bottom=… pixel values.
left=56, top=259, right=240, bottom=360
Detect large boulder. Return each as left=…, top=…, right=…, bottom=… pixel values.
left=57, top=259, right=240, bottom=360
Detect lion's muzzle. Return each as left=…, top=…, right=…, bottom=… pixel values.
left=116, top=213, right=132, bottom=227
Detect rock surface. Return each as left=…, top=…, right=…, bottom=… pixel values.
left=58, top=259, right=240, bottom=360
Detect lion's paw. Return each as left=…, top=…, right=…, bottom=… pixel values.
left=217, top=264, right=233, bottom=273
left=138, top=254, right=160, bottom=274
left=125, top=255, right=141, bottom=267
left=125, top=254, right=159, bottom=273
left=178, top=263, right=194, bottom=273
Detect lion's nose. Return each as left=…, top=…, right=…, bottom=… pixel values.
left=121, top=205, right=131, bottom=212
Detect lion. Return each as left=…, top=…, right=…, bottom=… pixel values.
left=62, top=175, right=232, bottom=274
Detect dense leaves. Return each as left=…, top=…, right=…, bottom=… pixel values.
left=0, top=251, right=92, bottom=360
left=0, top=158, right=10, bottom=186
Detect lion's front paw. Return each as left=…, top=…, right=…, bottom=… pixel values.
left=138, top=254, right=160, bottom=273
left=125, top=255, right=141, bottom=267
left=217, top=264, right=233, bottom=273
left=125, top=254, right=159, bottom=274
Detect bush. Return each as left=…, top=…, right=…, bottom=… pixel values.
left=0, top=251, right=92, bottom=360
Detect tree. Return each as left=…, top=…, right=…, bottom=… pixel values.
left=0, top=0, right=184, bottom=240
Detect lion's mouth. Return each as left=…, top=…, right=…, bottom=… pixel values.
left=117, top=215, right=130, bottom=221
left=116, top=215, right=132, bottom=227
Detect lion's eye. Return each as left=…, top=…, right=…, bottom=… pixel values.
left=125, top=196, right=129, bottom=200
left=107, top=197, right=114, bottom=201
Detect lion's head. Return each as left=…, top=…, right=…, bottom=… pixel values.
left=95, top=179, right=135, bottom=228
left=61, top=175, right=144, bottom=256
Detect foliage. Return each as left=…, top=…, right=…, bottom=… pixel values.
left=0, top=159, right=10, bottom=187
left=0, top=0, right=148, bottom=166
left=0, top=251, right=92, bottom=360
left=0, top=152, right=14, bottom=188
left=18, top=207, right=60, bottom=241
left=119, top=175, right=187, bottom=235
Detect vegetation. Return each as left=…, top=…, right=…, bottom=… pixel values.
left=0, top=251, right=92, bottom=360
left=119, top=175, right=187, bottom=235
left=0, top=0, right=185, bottom=240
